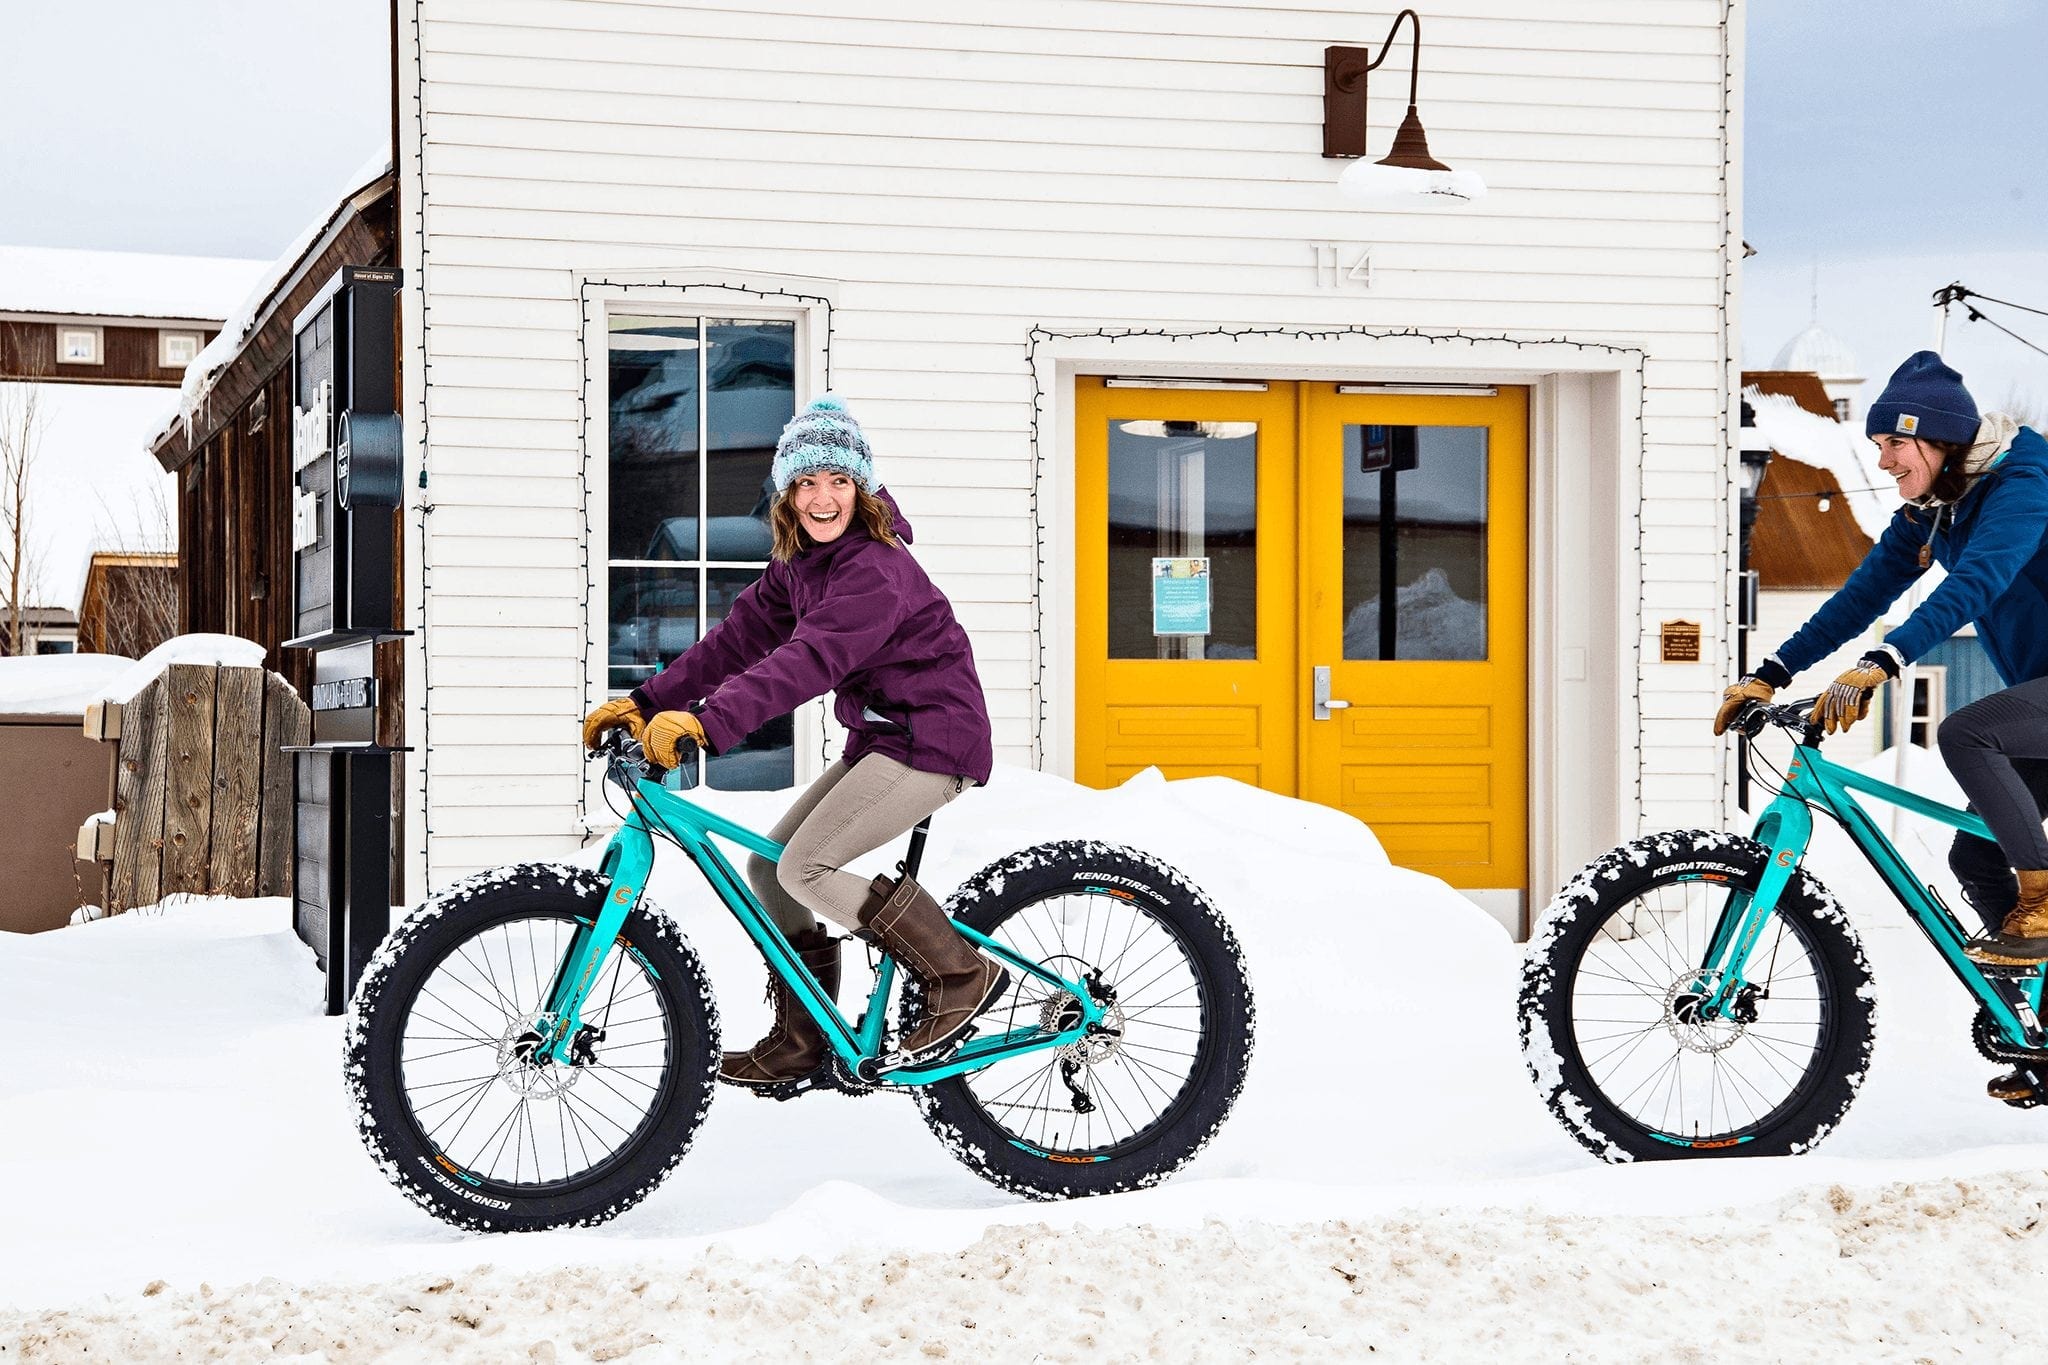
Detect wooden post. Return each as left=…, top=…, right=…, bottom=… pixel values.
left=258, top=671, right=308, bottom=898
left=163, top=663, right=218, bottom=895
left=207, top=667, right=264, bottom=897
left=108, top=676, right=165, bottom=913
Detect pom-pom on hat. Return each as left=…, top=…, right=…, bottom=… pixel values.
left=772, top=394, right=875, bottom=492
left=1866, top=351, right=1980, bottom=446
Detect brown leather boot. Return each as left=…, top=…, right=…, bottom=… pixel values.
left=1965, top=870, right=2048, bottom=966
left=856, top=875, right=1009, bottom=1061
left=718, top=926, right=840, bottom=1087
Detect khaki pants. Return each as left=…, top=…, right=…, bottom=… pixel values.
left=747, top=754, right=967, bottom=935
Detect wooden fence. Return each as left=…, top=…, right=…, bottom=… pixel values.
left=82, top=664, right=309, bottom=912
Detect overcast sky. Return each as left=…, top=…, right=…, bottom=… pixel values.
left=2, top=1, right=2042, bottom=408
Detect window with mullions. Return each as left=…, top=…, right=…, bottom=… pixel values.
left=608, top=314, right=797, bottom=789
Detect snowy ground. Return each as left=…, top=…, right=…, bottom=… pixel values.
left=6, top=755, right=2048, bottom=1359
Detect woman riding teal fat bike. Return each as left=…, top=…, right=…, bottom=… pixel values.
left=1520, top=352, right=2048, bottom=1159
left=344, top=397, right=1253, bottom=1227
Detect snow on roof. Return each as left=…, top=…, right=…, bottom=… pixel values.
left=1743, top=385, right=1895, bottom=542
left=0, top=381, right=180, bottom=609
left=1770, top=322, right=1864, bottom=383
left=0, top=245, right=268, bottom=323
left=0, top=653, right=134, bottom=717
left=169, top=152, right=393, bottom=439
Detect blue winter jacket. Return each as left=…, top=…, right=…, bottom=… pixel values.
left=1774, top=425, right=2048, bottom=687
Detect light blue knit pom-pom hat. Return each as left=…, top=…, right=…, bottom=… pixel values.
left=772, top=394, right=874, bottom=493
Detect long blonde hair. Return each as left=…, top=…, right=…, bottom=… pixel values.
left=770, top=482, right=899, bottom=562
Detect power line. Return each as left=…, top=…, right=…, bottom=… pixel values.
left=1964, top=305, right=2048, bottom=361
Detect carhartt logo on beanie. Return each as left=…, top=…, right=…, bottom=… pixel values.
left=772, top=395, right=875, bottom=492
left=1865, top=351, right=1979, bottom=446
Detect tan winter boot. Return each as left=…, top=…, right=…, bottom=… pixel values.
left=1965, top=870, right=2048, bottom=966
left=856, top=875, right=1009, bottom=1061
left=719, top=926, right=840, bottom=1087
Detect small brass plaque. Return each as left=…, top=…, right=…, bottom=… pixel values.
left=1660, top=619, right=1702, bottom=663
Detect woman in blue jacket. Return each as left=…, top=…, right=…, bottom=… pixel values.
left=1713, top=354, right=2048, bottom=1095
left=582, top=397, right=1005, bottom=1089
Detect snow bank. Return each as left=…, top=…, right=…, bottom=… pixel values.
left=95, top=632, right=267, bottom=703
left=0, top=652, right=132, bottom=717
left=1744, top=386, right=1896, bottom=542
left=10, top=1173, right=2043, bottom=1360
left=5, top=759, right=2048, bottom=1352
left=0, top=245, right=267, bottom=322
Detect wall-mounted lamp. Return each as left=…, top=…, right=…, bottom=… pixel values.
left=1323, top=9, right=1485, bottom=202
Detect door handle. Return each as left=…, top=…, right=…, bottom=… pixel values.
left=1313, top=665, right=1352, bottom=721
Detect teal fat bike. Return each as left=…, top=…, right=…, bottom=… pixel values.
left=1520, top=697, right=2046, bottom=1162
left=346, top=733, right=1254, bottom=1230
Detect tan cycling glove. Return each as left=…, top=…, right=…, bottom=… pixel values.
left=645, top=710, right=708, bottom=768
left=1810, top=652, right=1900, bottom=735
left=1712, top=677, right=1776, bottom=736
left=580, top=696, right=644, bottom=750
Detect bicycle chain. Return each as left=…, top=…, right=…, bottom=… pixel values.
left=1972, top=1009, right=2048, bottom=1067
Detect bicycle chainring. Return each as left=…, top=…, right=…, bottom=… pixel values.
left=1972, top=1009, right=2048, bottom=1068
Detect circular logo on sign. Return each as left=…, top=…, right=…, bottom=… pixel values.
left=335, top=410, right=354, bottom=511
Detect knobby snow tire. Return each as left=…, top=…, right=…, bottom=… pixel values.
left=1519, top=831, right=1876, bottom=1163
left=911, top=840, right=1254, bottom=1200
left=345, top=862, right=720, bottom=1231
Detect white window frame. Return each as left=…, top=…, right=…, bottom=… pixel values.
left=1906, top=666, right=1946, bottom=748
left=158, top=330, right=203, bottom=369
left=577, top=271, right=837, bottom=830
left=56, top=325, right=103, bottom=366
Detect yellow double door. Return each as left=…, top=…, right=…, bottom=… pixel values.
left=1074, top=377, right=1527, bottom=894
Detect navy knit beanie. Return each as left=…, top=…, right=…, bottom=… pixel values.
left=772, top=395, right=875, bottom=492
left=1865, top=351, right=1980, bottom=446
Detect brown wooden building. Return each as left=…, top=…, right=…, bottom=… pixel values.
left=0, top=245, right=260, bottom=388
left=148, top=168, right=398, bottom=698
left=1742, top=369, right=1875, bottom=591
left=77, top=551, right=177, bottom=657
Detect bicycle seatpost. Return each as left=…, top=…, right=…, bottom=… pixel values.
left=900, top=818, right=932, bottom=882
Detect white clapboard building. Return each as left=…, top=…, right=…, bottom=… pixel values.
left=391, top=1, right=1745, bottom=935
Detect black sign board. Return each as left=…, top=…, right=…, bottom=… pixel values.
left=286, top=266, right=408, bottom=1015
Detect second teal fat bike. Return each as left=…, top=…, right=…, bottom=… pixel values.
left=346, top=733, right=1255, bottom=1230
left=1520, top=697, right=2047, bottom=1162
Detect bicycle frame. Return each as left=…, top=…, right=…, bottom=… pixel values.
left=1700, top=738, right=2047, bottom=1049
left=531, top=766, right=1107, bottom=1084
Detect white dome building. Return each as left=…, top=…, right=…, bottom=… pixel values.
left=1771, top=323, right=1864, bottom=422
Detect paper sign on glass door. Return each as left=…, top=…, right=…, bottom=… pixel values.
left=1152, top=557, right=1212, bottom=636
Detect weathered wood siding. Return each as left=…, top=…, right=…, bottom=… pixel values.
left=401, top=0, right=1740, bottom=884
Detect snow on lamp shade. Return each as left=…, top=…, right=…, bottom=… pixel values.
left=1338, top=158, right=1487, bottom=203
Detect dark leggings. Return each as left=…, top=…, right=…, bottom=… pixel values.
left=1938, top=677, right=2048, bottom=927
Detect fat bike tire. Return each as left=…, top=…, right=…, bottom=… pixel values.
left=909, top=841, right=1254, bottom=1200
left=345, top=862, right=720, bottom=1231
left=1519, top=831, right=1875, bottom=1162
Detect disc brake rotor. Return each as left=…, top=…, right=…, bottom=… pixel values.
left=1662, top=972, right=1746, bottom=1054
left=497, top=1019, right=585, bottom=1098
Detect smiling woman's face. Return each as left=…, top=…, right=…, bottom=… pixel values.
left=789, top=471, right=858, bottom=542
left=1872, top=433, right=1946, bottom=501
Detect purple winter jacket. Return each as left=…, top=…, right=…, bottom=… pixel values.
left=631, top=490, right=994, bottom=785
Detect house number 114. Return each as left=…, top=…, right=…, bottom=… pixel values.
left=1313, top=244, right=1373, bottom=290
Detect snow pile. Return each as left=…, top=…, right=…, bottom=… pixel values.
left=0, top=652, right=131, bottom=717
left=5, top=761, right=2048, bottom=1352
left=0, top=245, right=267, bottom=322
left=1342, top=567, right=1485, bottom=661
left=95, top=632, right=267, bottom=703
left=1744, top=386, right=1896, bottom=542
left=171, top=152, right=392, bottom=435
left=12, top=1173, right=2047, bottom=1359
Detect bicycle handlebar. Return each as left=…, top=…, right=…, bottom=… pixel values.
left=590, top=727, right=700, bottom=790
left=1732, top=697, right=1824, bottom=744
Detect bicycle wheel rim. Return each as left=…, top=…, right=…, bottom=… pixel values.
left=1564, top=878, right=1835, bottom=1148
left=391, top=909, right=680, bottom=1195
left=961, top=891, right=1212, bottom=1159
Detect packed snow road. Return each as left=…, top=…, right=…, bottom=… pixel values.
left=9, top=1171, right=2048, bottom=1361
left=4, top=760, right=2047, bottom=1358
